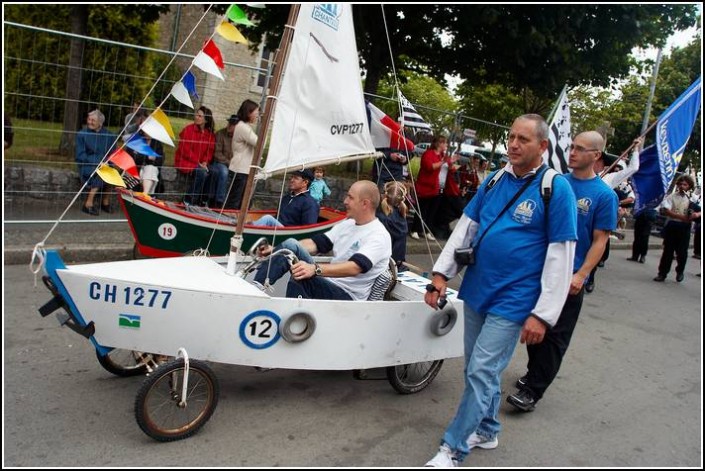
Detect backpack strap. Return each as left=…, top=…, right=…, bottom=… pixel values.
left=485, top=168, right=507, bottom=191
left=539, top=167, right=559, bottom=225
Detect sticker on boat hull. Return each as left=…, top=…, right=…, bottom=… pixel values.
left=239, top=310, right=281, bottom=349
left=158, top=223, right=177, bottom=240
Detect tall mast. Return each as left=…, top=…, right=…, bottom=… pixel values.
left=226, top=5, right=300, bottom=275
left=235, top=5, right=300, bottom=236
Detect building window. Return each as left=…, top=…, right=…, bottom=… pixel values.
left=251, top=46, right=272, bottom=92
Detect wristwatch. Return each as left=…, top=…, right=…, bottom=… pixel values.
left=314, top=263, right=323, bottom=276
left=425, top=283, right=440, bottom=293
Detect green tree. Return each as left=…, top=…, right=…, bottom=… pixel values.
left=4, top=4, right=168, bottom=154
left=375, top=71, right=458, bottom=137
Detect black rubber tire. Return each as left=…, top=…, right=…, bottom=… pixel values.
left=135, top=358, right=219, bottom=442
left=386, top=360, right=444, bottom=394
left=96, top=348, right=148, bottom=377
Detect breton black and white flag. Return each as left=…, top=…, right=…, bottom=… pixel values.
left=398, top=91, right=432, bottom=132
left=543, top=87, right=571, bottom=174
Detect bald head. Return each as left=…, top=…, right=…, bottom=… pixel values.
left=357, top=180, right=381, bottom=208
left=578, top=131, right=605, bottom=152
left=345, top=180, right=381, bottom=224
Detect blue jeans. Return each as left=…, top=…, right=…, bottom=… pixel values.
left=253, top=239, right=352, bottom=300
left=208, top=162, right=230, bottom=205
left=253, top=214, right=283, bottom=227
left=441, top=305, right=522, bottom=461
left=184, top=166, right=209, bottom=205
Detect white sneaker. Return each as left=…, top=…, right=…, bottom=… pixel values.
left=409, top=231, right=420, bottom=240
left=424, top=444, right=458, bottom=467
left=426, top=232, right=436, bottom=241
left=467, top=432, right=498, bottom=450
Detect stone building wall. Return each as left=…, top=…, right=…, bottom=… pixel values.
left=155, top=5, right=266, bottom=125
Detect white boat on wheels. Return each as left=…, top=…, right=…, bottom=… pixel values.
left=34, top=4, right=463, bottom=442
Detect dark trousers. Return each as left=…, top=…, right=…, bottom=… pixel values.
left=694, top=223, right=701, bottom=257
left=524, top=288, right=584, bottom=400
left=253, top=238, right=353, bottom=301
left=632, top=212, right=654, bottom=259
left=411, top=195, right=442, bottom=235
left=658, top=223, right=691, bottom=277
left=224, top=171, right=249, bottom=209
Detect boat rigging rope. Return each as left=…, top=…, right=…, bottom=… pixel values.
left=30, top=6, right=215, bottom=274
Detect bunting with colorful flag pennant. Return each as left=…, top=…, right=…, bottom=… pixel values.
left=107, top=149, right=139, bottom=177
left=96, top=164, right=127, bottom=188
left=141, top=108, right=175, bottom=147
left=632, top=77, right=702, bottom=213
left=182, top=71, right=199, bottom=100
left=193, top=39, right=225, bottom=80
left=216, top=20, right=249, bottom=44
left=366, top=101, right=415, bottom=153
left=226, top=4, right=255, bottom=26
left=170, top=81, right=194, bottom=109
left=126, top=134, right=161, bottom=158
left=398, top=91, right=432, bottom=132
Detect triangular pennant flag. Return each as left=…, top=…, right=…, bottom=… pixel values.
left=226, top=4, right=255, bottom=26
left=203, top=39, right=224, bottom=69
left=193, top=51, right=225, bottom=81
left=216, top=20, right=249, bottom=44
left=107, top=148, right=139, bottom=177
left=141, top=108, right=175, bottom=147
left=170, top=81, right=194, bottom=109
left=96, top=164, right=127, bottom=188
left=183, top=71, right=199, bottom=99
left=126, top=134, right=161, bottom=158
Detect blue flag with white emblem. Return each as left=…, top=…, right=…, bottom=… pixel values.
left=632, top=77, right=701, bottom=214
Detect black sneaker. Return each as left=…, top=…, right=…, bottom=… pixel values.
left=515, top=374, right=528, bottom=390
left=585, top=281, right=595, bottom=293
left=653, top=275, right=666, bottom=282
left=676, top=273, right=684, bottom=282
left=507, top=388, right=537, bottom=412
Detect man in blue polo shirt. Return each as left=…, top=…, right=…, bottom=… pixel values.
left=506, top=131, right=623, bottom=413
left=254, top=169, right=320, bottom=227
left=424, top=114, right=577, bottom=467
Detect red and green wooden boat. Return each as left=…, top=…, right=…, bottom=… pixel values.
left=117, top=188, right=347, bottom=258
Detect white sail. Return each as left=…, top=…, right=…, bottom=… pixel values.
left=262, top=4, right=379, bottom=177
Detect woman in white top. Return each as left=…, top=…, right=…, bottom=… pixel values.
left=225, top=99, right=260, bottom=209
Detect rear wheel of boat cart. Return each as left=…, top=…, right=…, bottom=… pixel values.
left=386, top=360, right=444, bottom=394
left=96, top=348, right=148, bottom=377
left=135, top=358, right=219, bottom=441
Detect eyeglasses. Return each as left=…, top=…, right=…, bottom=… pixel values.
left=569, top=144, right=598, bottom=153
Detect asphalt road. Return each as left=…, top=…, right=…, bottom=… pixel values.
left=3, top=252, right=702, bottom=467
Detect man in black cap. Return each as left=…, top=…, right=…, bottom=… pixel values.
left=209, top=114, right=239, bottom=207
left=253, top=168, right=320, bottom=227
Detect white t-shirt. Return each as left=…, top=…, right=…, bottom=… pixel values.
left=324, top=218, right=392, bottom=301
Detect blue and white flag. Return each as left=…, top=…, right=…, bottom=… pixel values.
left=632, top=77, right=702, bottom=213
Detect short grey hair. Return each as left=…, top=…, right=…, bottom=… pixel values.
left=517, top=114, right=548, bottom=141
left=88, top=109, right=105, bottom=126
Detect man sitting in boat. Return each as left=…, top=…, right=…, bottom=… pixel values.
left=252, top=180, right=392, bottom=300
left=253, top=169, right=320, bottom=227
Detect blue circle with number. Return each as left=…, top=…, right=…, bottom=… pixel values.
left=239, top=310, right=282, bottom=349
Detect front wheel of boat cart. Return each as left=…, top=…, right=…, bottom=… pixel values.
left=135, top=358, right=219, bottom=442
left=96, top=348, right=148, bottom=377
left=386, top=360, right=444, bottom=394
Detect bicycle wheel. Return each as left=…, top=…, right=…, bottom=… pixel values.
left=96, top=348, right=148, bottom=377
left=134, top=358, right=219, bottom=442
left=386, top=360, right=444, bottom=394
